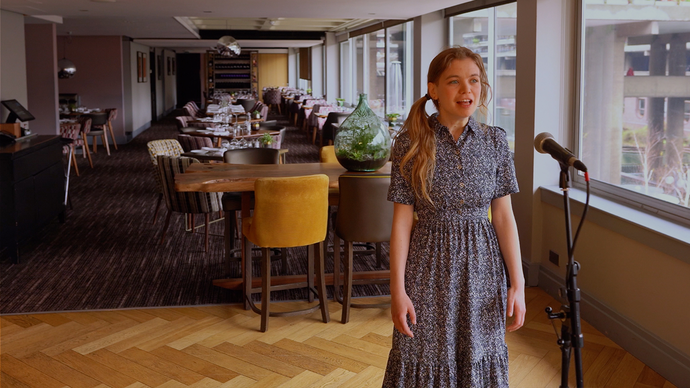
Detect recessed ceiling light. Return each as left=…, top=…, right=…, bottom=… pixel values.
left=91, top=0, right=116, bottom=2
left=80, top=9, right=89, bottom=12
left=369, top=12, right=376, bottom=15
left=203, top=10, right=212, bottom=13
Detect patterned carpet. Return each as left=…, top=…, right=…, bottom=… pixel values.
left=0, top=111, right=390, bottom=314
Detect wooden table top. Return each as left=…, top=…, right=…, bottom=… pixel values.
left=175, top=162, right=391, bottom=193
left=181, top=148, right=288, bottom=162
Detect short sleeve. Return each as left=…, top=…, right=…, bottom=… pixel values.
left=387, top=133, right=415, bottom=205
left=493, top=127, right=519, bottom=199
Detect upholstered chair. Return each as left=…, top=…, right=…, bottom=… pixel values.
left=221, top=148, right=281, bottom=275
left=86, top=112, right=110, bottom=155
left=263, top=89, right=282, bottom=115
left=178, top=134, right=213, bottom=152
left=60, top=122, right=83, bottom=176
left=156, top=155, right=223, bottom=252
left=104, top=108, right=118, bottom=150
left=174, top=116, right=197, bottom=134
left=242, top=174, right=330, bottom=332
left=333, top=173, right=394, bottom=323
left=76, top=116, right=94, bottom=168
left=320, top=145, right=338, bottom=164
left=147, top=139, right=184, bottom=224
left=321, top=112, right=350, bottom=146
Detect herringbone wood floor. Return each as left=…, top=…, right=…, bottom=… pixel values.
left=0, top=287, right=677, bottom=387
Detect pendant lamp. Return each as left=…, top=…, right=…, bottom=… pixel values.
left=58, top=32, right=77, bottom=79
left=215, top=35, right=241, bottom=57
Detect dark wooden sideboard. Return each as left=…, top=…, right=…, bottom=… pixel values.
left=0, top=135, right=65, bottom=263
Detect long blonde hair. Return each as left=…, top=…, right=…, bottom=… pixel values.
left=399, top=46, right=491, bottom=204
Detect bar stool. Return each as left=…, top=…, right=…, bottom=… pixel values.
left=333, top=173, right=394, bottom=323
left=242, top=174, right=330, bottom=332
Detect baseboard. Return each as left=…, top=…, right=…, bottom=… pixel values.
left=539, top=266, right=690, bottom=387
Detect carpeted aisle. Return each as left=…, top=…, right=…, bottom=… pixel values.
left=0, top=111, right=390, bottom=314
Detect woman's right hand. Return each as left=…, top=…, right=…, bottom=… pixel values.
left=391, top=291, right=416, bottom=337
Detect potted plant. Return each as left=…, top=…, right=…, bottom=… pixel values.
left=386, top=113, right=400, bottom=123
left=259, top=133, right=274, bottom=148
left=336, top=98, right=345, bottom=107
left=252, top=110, right=261, bottom=120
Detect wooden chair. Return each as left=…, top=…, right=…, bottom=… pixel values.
left=333, top=173, right=394, bottom=323
left=156, top=155, right=223, bottom=252
left=76, top=116, right=94, bottom=168
left=86, top=112, right=110, bottom=155
left=242, top=174, right=330, bottom=332
left=104, top=108, right=118, bottom=150
left=147, top=139, right=183, bottom=224
left=59, top=122, right=83, bottom=176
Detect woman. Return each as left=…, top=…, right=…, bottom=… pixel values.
left=383, top=47, right=526, bottom=387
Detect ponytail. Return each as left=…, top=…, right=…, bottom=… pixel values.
left=399, top=95, right=437, bottom=205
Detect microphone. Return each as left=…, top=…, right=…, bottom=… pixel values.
left=534, top=132, right=587, bottom=172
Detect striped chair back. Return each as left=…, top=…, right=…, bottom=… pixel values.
left=147, top=139, right=184, bottom=193
left=178, top=134, right=213, bottom=152
left=157, top=156, right=223, bottom=214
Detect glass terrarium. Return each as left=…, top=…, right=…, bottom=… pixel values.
left=334, top=94, right=391, bottom=172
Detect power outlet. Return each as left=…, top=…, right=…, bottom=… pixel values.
left=549, top=250, right=559, bottom=266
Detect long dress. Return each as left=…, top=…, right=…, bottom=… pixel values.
left=383, top=114, right=519, bottom=387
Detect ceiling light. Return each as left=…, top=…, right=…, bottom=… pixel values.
left=58, top=32, right=77, bottom=79
left=91, top=0, right=116, bottom=2
left=215, top=36, right=241, bottom=57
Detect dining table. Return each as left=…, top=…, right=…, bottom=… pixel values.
left=184, top=127, right=282, bottom=147
left=181, top=148, right=289, bottom=163
left=174, top=162, right=392, bottom=297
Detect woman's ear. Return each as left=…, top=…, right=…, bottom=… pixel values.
left=427, top=83, right=437, bottom=101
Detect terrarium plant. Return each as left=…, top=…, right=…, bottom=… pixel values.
left=334, top=94, right=391, bottom=172
left=252, top=110, right=261, bottom=119
left=386, top=113, right=401, bottom=122
left=259, top=133, right=274, bottom=148
left=336, top=98, right=345, bottom=107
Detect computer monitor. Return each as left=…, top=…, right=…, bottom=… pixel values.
left=1, top=99, right=35, bottom=123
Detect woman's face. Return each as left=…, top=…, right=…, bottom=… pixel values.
left=428, top=58, right=482, bottom=127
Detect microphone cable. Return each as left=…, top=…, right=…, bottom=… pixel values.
left=567, top=171, right=590, bottom=278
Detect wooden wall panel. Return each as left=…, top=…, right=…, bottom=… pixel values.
left=258, top=53, right=288, bottom=101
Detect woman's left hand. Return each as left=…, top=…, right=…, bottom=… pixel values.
left=506, top=285, right=526, bottom=332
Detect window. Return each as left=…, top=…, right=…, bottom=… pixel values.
left=450, top=3, right=517, bottom=150
left=579, top=0, right=690, bottom=216
left=339, top=21, right=414, bottom=117
left=387, top=22, right=413, bottom=117
left=340, top=41, right=352, bottom=104
left=368, top=30, right=386, bottom=117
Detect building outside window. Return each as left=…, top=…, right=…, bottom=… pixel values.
left=450, top=3, right=517, bottom=150
left=580, top=0, right=690, bottom=214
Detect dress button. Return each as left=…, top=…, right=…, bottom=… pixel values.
left=459, top=183, right=465, bottom=188
left=458, top=164, right=462, bottom=170
left=459, top=199, right=464, bottom=205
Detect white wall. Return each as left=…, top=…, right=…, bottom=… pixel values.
left=325, top=32, right=339, bottom=103
left=1, top=10, right=28, bottom=123
left=163, top=50, right=176, bottom=111
left=311, top=44, right=323, bottom=98
left=288, top=48, right=297, bottom=87
left=25, top=23, right=59, bottom=135
left=154, top=48, right=165, bottom=119
left=129, top=42, right=152, bottom=135
left=413, top=10, right=446, bottom=101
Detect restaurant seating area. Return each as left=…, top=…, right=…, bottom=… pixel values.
left=0, top=109, right=391, bottom=314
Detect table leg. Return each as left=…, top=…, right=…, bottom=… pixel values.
left=241, top=192, right=251, bottom=310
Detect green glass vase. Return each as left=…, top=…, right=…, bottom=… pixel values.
left=334, top=94, right=391, bottom=172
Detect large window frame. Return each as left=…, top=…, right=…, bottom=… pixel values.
left=573, top=0, right=690, bottom=225
left=339, top=21, right=414, bottom=118
left=449, top=3, right=517, bottom=150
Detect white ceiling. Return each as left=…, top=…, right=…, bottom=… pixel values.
left=3, top=0, right=470, bottom=49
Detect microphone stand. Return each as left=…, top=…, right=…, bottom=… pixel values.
left=545, top=163, right=584, bottom=388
